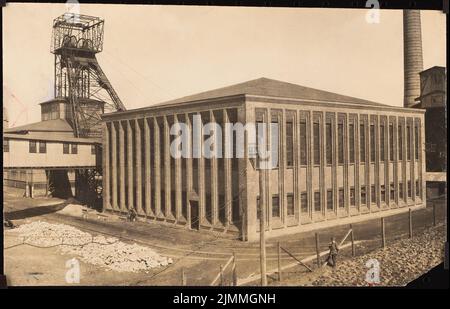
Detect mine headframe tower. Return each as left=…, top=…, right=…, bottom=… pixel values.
left=51, top=13, right=126, bottom=138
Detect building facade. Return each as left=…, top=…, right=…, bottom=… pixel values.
left=102, top=78, right=426, bottom=241
left=3, top=104, right=101, bottom=199
left=413, top=66, right=447, bottom=198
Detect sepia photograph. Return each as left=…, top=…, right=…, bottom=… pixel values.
left=2, top=1, right=447, bottom=291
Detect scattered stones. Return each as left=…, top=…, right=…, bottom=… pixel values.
left=7, top=221, right=173, bottom=273
left=311, top=225, right=445, bottom=286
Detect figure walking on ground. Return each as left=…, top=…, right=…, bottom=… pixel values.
left=327, top=237, right=339, bottom=268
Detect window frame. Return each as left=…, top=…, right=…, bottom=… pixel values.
left=29, top=141, right=37, bottom=153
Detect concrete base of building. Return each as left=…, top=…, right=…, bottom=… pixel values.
left=103, top=208, right=242, bottom=239
left=246, top=204, right=425, bottom=242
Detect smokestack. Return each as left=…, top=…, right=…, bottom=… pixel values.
left=403, top=10, right=424, bottom=108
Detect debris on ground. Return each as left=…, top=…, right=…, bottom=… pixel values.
left=3, top=219, right=15, bottom=229
left=310, top=225, right=446, bottom=286
left=7, top=221, right=173, bottom=273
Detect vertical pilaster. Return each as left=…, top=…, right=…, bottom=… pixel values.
left=394, top=117, right=399, bottom=205
left=320, top=112, right=326, bottom=218
left=103, top=122, right=111, bottom=210
left=174, top=115, right=182, bottom=220
left=111, top=122, right=118, bottom=210
left=198, top=113, right=206, bottom=225
left=332, top=113, right=338, bottom=216
left=210, top=111, right=219, bottom=226
left=375, top=115, right=381, bottom=209
left=127, top=119, right=134, bottom=211
left=185, top=114, right=192, bottom=226
left=135, top=118, right=143, bottom=215
left=280, top=110, right=286, bottom=226
left=223, top=109, right=232, bottom=226
left=164, top=116, right=172, bottom=218
left=144, top=118, right=152, bottom=217
left=344, top=114, right=350, bottom=216
left=307, top=111, right=313, bottom=220
left=410, top=118, right=416, bottom=203
left=355, top=114, right=360, bottom=213
left=119, top=121, right=126, bottom=212
left=153, top=118, right=161, bottom=217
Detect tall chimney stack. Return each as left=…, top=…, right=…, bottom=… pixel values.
left=403, top=10, right=424, bottom=108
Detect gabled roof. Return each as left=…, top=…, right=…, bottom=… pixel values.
left=4, top=119, right=74, bottom=133
left=156, top=77, right=386, bottom=107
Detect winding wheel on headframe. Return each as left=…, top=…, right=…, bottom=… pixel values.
left=51, top=13, right=126, bottom=138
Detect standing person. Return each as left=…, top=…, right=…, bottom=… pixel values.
left=327, top=237, right=339, bottom=268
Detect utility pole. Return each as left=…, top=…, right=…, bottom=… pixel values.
left=259, top=165, right=267, bottom=286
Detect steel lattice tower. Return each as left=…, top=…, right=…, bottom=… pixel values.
left=51, top=13, right=126, bottom=137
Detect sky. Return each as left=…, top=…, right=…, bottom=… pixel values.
left=2, top=3, right=446, bottom=127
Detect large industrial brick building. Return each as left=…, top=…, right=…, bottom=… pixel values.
left=102, top=77, right=426, bottom=241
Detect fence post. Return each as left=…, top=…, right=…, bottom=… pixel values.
left=315, top=233, right=320, bottom=267
left=409, top=208, right=413, bottom=238
left=433, top=203, right=437, bottom=227
left=350, top=224, right=355, bottom=257
left=277, top=241, right=282, bottom=282
left=381, top=217, right=386, bottom=248
left=232, top=252, right=237, bottom=286
left=219, top=265, right=224, bottom=286
left=181, top=268, right=186, bottom=286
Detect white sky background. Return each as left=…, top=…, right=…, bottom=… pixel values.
left=2, top=4, right=446, bottom=127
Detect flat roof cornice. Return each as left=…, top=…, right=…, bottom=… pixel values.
left=102, top=93, right=424, bottom=121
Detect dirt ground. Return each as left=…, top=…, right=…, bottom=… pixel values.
left=3, top=187, right=447, bottom=286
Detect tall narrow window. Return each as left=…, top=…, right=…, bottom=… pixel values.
left=314, top=191, right=321, bottom=212
left=370, top=124, right=375, bottom=162
left=326, top=121, right=332, bottom=165
left=415, top=180, right=420, bottom=197
left=256, top=119, right=264, bottom=169
left=63, top=143, right=69, bottom=154
left=414, top=124, right=419, bottom=160
left=300, top=120, right=307, bottom=165
left=287, top=193, right=294, bottom=216
left=29, top=141, right=37, bottom=153
left=399, top=183, right=404, bottom=200
left=313, top=121, right=320, bottom=165
left=327, top=190, right=333, bottom=211
left=390, top=183, right=395, bottom=201
left=389, top=123, right=394, bottom=161
left=3, top=139, right=9, bottom=152
left=407, top=180, right=412, bottom=198
left=272, top=195, right=280, bottom=218
left=71, top=143, right=78, bottom=154
left=271, top=116, right=280, bottom=168
left=380, top=185, right=386, bottom=203
left=360, top=121, right=365, bottom=162
left=339, top=188, right=344, bottom=208
left=338, top=120, right=344, bottom=164
left=286, top=120, right=294, bottom=167
left=406, top=125, right=411, bottom=161
left=398, top=124, right=403, bottom=161
left=301, top=192, right=308, bottom=214
left=361, top=186, right=367, bottom=205
left=371, top=185, right=376, bottom=204
left=256, top=196, right=261, bottom=220
left=349, top=123, right=355, bottom=163
left=39, top=141, right=47, bottom=153
left=350, top=187, right=355, bottom=206
left=380, top=123, right=385, bottom=162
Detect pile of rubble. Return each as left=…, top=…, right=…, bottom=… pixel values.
left=311, top=225, right=445, bottom=286
left=7, top=221, right=173, bottom=273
